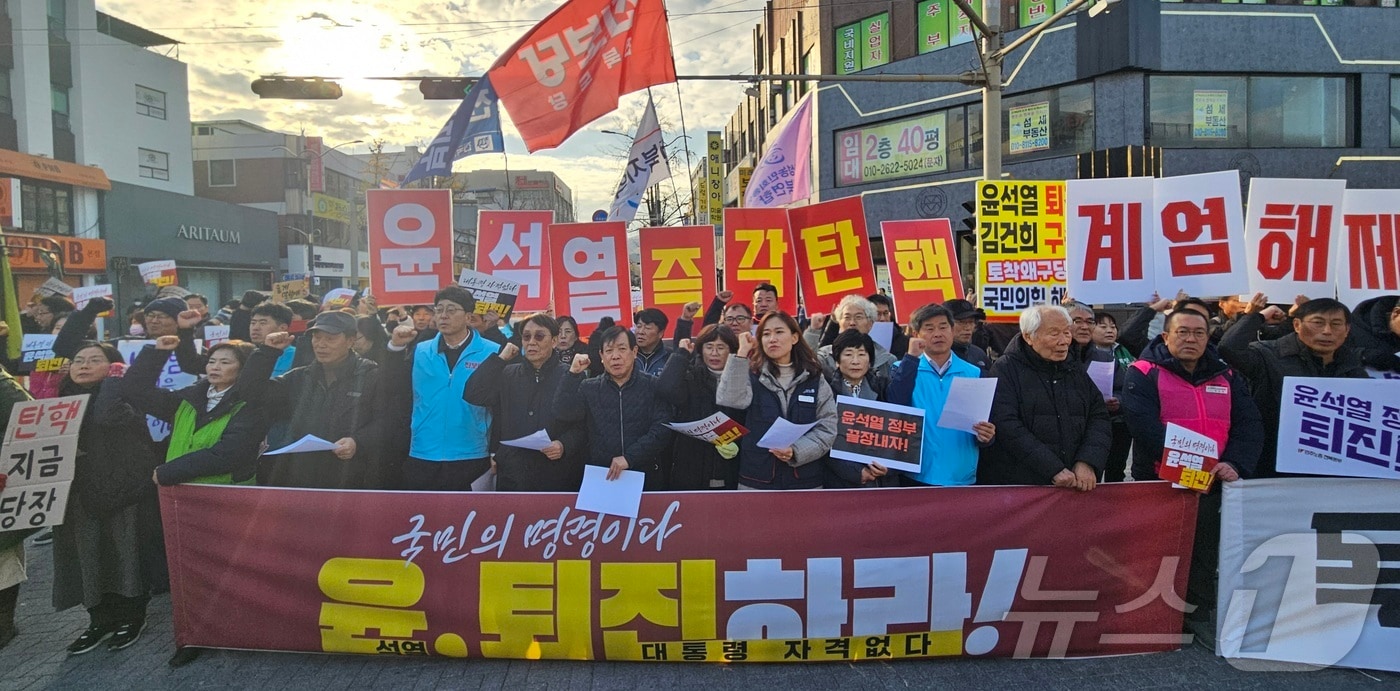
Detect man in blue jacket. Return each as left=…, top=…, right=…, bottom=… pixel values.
left=385, top=285, right=500, bottom=491
left=886, top=304, right=996, bottom=486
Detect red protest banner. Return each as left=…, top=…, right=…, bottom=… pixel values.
left=476, top=210, right=554, bottom=313
left=880, top=219, right=964, bottom=321
left=549, top=222, right=632, bottom=332
left=722, top=208, right=798, bottom=314
left=160, top=483, right=1197, bottom=661
left=788, top=197, right=878, bottom=315
left=305, top=137, right=324, bottom=193
left=486, top=0, right=677, bottom=152
left=366, top=189, right=455, bottom=305
left=639, top=225, right=717, bottom=327
left=1245, top=178, right=1346, bottom=299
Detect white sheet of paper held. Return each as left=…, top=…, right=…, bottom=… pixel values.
left=500, top=429, right=555, bottom=451
left=575, top=466, right=645, bottom=518
left=935, top=377, right=998, bottom=433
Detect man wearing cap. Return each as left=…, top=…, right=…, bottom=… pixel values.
left=384, top=286, right=500, bottom=491
left=942, top=299, right=992, bottom=372
left=246, top=311, right=386, bottom=489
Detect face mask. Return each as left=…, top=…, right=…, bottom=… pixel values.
left=129, top=323, right=145, bottom=337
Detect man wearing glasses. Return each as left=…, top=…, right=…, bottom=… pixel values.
left=1123, top=307, right=1263, bottom=646
left=1219, top=294, right=1370, bottom=478
left=385, top=285, right=500, bottom=491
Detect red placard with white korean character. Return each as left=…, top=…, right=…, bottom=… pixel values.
left=367, top=189, right=455, bottom=305
left=1150, top=171, right=1249, bottom=299
left=787, top=197, right=878, bottom=315
left=722, top=208, right=799, bottom=314
left=1245, top=178, right=1346, bottom=299
left=880, top=219, right=964, bottom=322
left=5, top=396, right=89, bottom=443
left=639, top=226, right=717, bottom=328
left=549, top=222, right=632, bottom=333
left=1338, top=190, right=1400, bottom=306
left=476, top=210, right=554, bottom=313
left=1065, top=178, right=1155, bottom=305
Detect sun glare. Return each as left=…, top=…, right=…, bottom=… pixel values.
left=268, top=5, right=434, bottom=105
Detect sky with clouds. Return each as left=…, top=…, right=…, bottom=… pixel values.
left=98, top=0, right=765, bottom=217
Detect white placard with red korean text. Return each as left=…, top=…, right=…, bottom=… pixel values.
left=0, top=395, right=89, bottom=530
left=1337, top=189, right=1400, bottom=306
left=366, top=189, right=455, bottom=305
left=1245, top=178, right=1346, bottom=299
left=548, top=222, right=631, bottom=333
left=1151, top=171, right=1249, bottom=299
left=476, top=210, right=554, bottom=313
left=1066, top=178, right=1156, bottom=305
left=138, top=260, right=178, bottom=288
left=72, top=284, right=114, bottom=317
left=1275, top=377, right=1400, bottom=480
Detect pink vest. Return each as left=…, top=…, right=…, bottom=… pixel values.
left=1131, top=361, right=1233, bottom=453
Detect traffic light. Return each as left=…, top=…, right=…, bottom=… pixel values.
left=251, top=78, right=343, bottom=100
left=419, top=78, right=476, bottom=100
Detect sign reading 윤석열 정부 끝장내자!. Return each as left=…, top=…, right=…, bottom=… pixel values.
left=159, top=483, right=1198, bottom=662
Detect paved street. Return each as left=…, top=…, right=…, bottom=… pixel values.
left=2, top=536, right=1396, bottom=690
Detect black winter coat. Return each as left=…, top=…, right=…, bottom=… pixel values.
left=122, top=345, right=269, bottom=486
left=1219, top=311, right=1370, bottom=476
left=63, top=378, right=161, bottom=516
left=978, top=335, right=1112, bottom=485
left=1347, top=295, right=1400, bottom=371
left=463, top=353, right=586, bottom=492
left=245, top=347, right=387, bottom=489
left=656, top=351, right=743, bottom=490
left=553, top=369, right=675, bottom=491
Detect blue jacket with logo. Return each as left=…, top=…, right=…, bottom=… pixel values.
left=886, top=352, right=986, bottom=486
left=405, top=332, right=499, bottom=461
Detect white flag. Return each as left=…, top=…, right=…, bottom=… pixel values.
left=607, top=96, right=671, bottom=222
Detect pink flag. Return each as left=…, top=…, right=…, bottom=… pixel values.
left=744, top=95, right=812, bottom=208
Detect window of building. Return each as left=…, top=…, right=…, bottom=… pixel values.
left=1150, top=74, right=1354, bottom=148
left=0, top=72, right=11, bottom=115
left=207, top=159, right=236, bottom=186
left=20, top=181, right=73, bottom=235
left=51, top=85, right=69, bottom=130
left=1392, top=77, right=1400, bottom=147
left=136, top=85, right=166, bottom=120
left=1002, top=82, right=1095, bottom=162
left=195, top=125, right=214, bottom=136
left=139, top=148, right=169, bottom=181
left=834, top=13, right=890, bottom=75
left=46, top=0, right=65, bottom=35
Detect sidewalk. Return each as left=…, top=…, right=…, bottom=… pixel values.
left=1, top=536, right=1393, bottom=690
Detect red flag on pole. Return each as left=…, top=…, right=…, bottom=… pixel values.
left=487, top=0, right=678, bottom=152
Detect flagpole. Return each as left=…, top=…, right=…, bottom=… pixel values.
left=502, top=147, right=513, bottom=210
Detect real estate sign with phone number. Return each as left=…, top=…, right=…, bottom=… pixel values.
left=836, top=112, right=947, bottom=187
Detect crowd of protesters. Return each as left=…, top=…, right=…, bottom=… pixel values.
left=0, top=278, right=1396, bottom=660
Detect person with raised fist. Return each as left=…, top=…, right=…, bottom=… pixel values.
left=382, top=286, right=500, bottom=491
left=658, top=325, right=744, bottom=490
left=121, top=336, right=266, bottom=486
left=554, top=325, right=674, bottom=490
left=716, top=312, right=837, bottom=491
left=464, top=313, right=584, bottom=492
left=244, top=311, right=385, bottom=489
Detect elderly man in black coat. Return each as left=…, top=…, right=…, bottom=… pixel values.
left=978, top=304, right=1111, bottom=490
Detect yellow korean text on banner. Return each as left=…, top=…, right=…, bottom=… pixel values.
left=976, top=181, right=1067, bottom=322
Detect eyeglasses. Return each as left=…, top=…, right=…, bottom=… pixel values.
left=723, top=315, right=752, bottom=325
left=433, top=305, right=464, bottom=316
left=1171, top=329, right=1209, bottom=341
left=520, top=332, right=550, bottom=342
left=1072, top=318, right=1095, bottom=326
left=841, top=314, right=870, bottom=323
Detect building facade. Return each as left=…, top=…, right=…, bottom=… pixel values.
left=0, top=0, right=273, bottom=323
left=191, top=120, right=369, bottom=290
left=442, top=169, right=577, bottom=273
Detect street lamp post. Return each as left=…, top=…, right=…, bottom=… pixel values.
left=285, top=226, right=321, bottom=291
left=272, top=138, right=363, bottom=288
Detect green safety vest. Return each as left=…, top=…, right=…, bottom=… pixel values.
left=165, top=399, right=250, bottom=485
